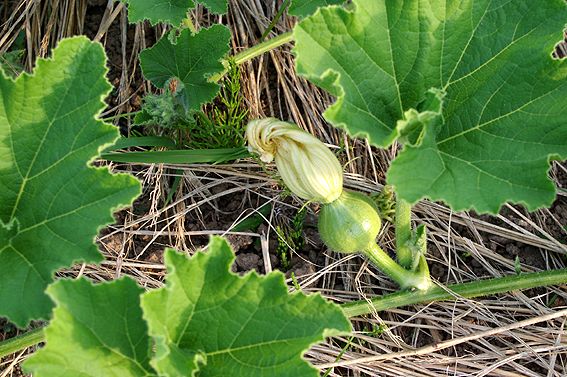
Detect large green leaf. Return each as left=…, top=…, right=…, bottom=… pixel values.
left=288, top=0, right=343, bottom=18
left=140, top=25, right=230, bottom=111
left=294, top=0, right=567, bottom=212
left=23, top=237, right=350, bottom=376
left=24, top=278, right=155, bottom=377
left=0, top=37, right=141, bottom=326
left=123, top=0, right=227, bottom=26
left=142, top=237, right=351, bottom=376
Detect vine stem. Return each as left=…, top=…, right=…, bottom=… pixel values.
left=395, top=197, right=413, bottom=269
left=342, top=268, right=567, bottom=317
left=1, top=269, right=566, bottom=357
left=210, top=32, right=294, bottom=82
left=0, top=328, right=43, bottom=358
left=363, top=243, right=431, bottom=290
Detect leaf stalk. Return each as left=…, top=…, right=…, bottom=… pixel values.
left=363, top=243, right=431, bottom=290
left=394, top=197, right=414, bottom=269
left=0, top=328, right=43, bottom=359
left=211, top=32, right=294, bottom=82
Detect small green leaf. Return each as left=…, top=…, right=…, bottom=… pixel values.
left=294, top=0, right=567, bottom=213
left=514, top=256, right=522, bottom=275
left=141, top=237, right=351, bottom=376
left=140, top=26, right=230, bottom=111
left=0, top=37, right=141, bottom=326
left=289, top=0, right=343, bottom=18
left=24, top=278, right=156, bottom=377
left=395, top=88, right=444, bottom=147
left=123, top=0, right=227, bottom=26
left=199, top=0, right=227, bottom=14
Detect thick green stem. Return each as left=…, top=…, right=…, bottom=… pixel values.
left=210, top=32, right=294, bottom=82
left=363, top=243, right=431, bottom=290
left=0, top=328, right=44, bottom=358
left=395, top=198, right=413, bottom=269
left=2, top=269, right=567, bottom=356
left=342, top=268, right=567, bottom=317
left=233, top=31, right=293, bottom=65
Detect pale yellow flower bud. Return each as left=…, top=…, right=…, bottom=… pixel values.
left=246, top=118, right=343, bottom=203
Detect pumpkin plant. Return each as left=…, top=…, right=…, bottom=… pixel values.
left=1, top=0, right=567, bottom=376
left=242, top=0, right=567, bottom=303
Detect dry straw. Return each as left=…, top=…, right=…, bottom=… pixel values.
left=0, top=1, right=566, bottom=376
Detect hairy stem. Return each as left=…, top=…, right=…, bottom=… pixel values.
left=342, top=268, right=567, bottom=317
left=363, top=243, right=431, bottom=290
left=0, top=328, right=44, bottom=359
left=395, top=197, right=413, bottom=269
left=211, top=32, right=294, bottom=82
left=2, top=269, right=566, bottom=356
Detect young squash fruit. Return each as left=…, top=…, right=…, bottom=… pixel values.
left=246, top=118, right=430, bottom=291
left=318, top=190, right=382, bottom=253
left=246, top=118, right=381, bottom=253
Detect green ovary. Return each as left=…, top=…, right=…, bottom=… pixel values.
left=318, top=191, right=382, bottom=253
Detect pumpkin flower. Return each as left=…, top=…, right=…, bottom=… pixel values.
left=246, top=118, right=343, bottom=203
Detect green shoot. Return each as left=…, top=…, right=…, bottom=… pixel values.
left=275, top=207, right=307, bottom=271
left=136, top=58, right=248, bottom=149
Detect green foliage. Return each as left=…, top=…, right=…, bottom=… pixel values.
left=294, top=0, right=567, bottom=213
left=24, top=278, right=154, bottom=377
left=137, top=57, right=248, bottom=149
left=24, top=237, right=350, bottom=376
left=0, top=50, right=25, bottom=78
left=0, top=37, right=141, bottom=327
left=140, top=25, right=231, bottom=112
left=288, top=0, right=343, bottom=18
left=133, top=68, right=245, bottom=152
left=231, top=204, right=272, bottom=232
left=201, top=59, right=248, bottom=148
left=142, top=237, right=350, bottom=376
left=134, top=88, right=192, bottom=129
left=123, top=0, right=227, bottom=26
left=275, top=207, right=307, bottom=270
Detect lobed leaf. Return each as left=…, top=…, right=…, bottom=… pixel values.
left=24, top=237, right=350, bottom=376
left=123, top=0, right=227, bottom=26
left=142, top=237, right=351, bottom=376
left=0, top=37, right=141, bottom=326
left=24, top=278, right=155, bottom=377
left=294, top=0, right=567, bottom=213
left=288, top=0, right=343, bottom=18
left=140, top=25, right=231, bottom=112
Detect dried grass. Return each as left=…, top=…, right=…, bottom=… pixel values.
left=1, top=1, right=566, bottom=376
